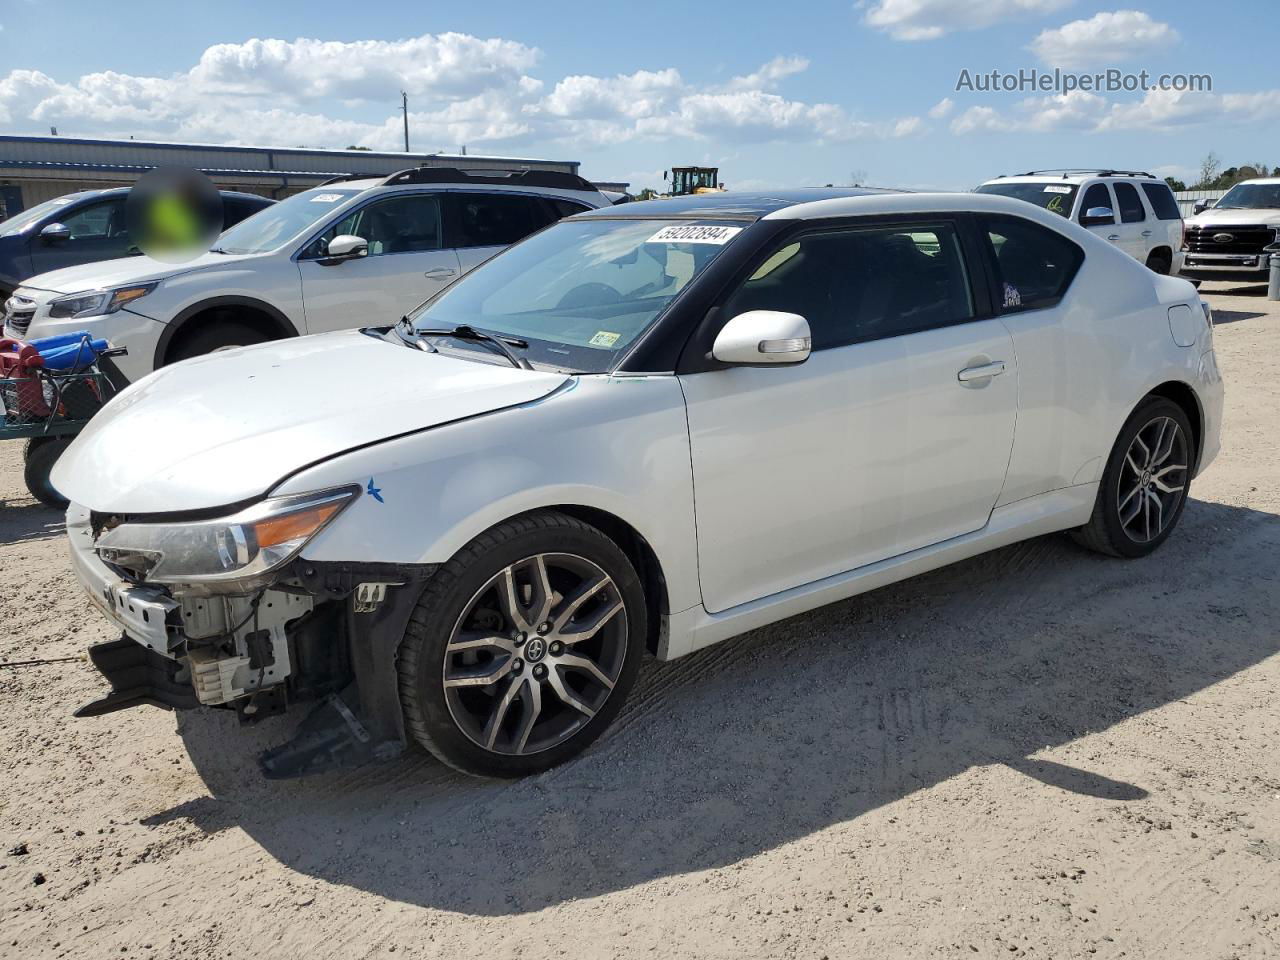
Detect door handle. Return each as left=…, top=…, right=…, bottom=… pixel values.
left=1141, top=230, right=1153, bottom=237
left=1107, top=234, right=1121, bottom=242
left=957, top=360, right=1006, bottom=382
left=424, top=267, right=457, bottom=280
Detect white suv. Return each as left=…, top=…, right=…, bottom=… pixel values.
left=2, top=168, right=610, bottom=383
left=1179, top=178, right=1280, bottom=285
left=977, top=169, right=1183, bottom=275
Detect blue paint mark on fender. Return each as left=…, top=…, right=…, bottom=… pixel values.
left=366, top=478, right=384, bottom=503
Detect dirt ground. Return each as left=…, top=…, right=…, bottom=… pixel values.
left=2, top=281, right=1278, bottom=960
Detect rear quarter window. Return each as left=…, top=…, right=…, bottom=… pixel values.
left=982, top=214, right=1084, bottom=313
left=1140, top=182, right=1182, bottom=220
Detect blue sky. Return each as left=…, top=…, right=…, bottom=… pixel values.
left=1, top=0, right=1276, bottom=191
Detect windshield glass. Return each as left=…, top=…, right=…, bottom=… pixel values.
left=214, top=188, right=361, bottom=254
left=976, top=182, right=1078, bottom=218
left=0, top=195, right=90, bottom=237
left=1214, top=183, right=1280, bottom=210
left=407, top=218, right=742, bottom=372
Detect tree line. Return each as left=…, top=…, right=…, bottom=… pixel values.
left=1164, top=153, right=1279, bottom=193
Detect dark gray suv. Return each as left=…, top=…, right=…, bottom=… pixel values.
left=0, top=187, right=273, bottom=299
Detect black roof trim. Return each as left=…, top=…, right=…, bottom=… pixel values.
left=380, top=167, right=598, bottom=192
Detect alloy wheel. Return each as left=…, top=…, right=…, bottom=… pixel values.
left=442, top=553, right=628, bottom=756
left=1117, top=415, right=1188, bottom=544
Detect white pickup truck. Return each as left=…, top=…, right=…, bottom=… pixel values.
left=1179, top=178, right=1280, bottom=285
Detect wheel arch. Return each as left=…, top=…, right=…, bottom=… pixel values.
left=154, top=295, right=299, bottom=367
left=522, top=504, right=671, bottom=657
left=1145, top=379, right=1204, bottom=472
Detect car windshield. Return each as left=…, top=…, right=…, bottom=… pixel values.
left=406, top=217, right=743, bottom=373
left=0, top=195, right=91, bottom=237
left=1214, top=183, right=1280, bottom=210
left=976, top=182, right=1079, bottom=218
left=214, top=188, right=362, bottom=254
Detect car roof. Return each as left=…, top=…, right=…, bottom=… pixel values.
left=574, top=188, right=902, bottom=221
left=50, top=187, right=273, bottom=202
left=981, top=173, right=1165, bottom=186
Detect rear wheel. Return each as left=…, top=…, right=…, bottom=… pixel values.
left=398, top=511, right=646, bottom=778
left=1145, top=250, right=1172, bottom=275
left=23, top=437, right=72, bottom=508
left=1072, top=397, right=1194, bottom=558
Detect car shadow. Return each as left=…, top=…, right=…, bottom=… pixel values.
left=0, top=499, right=65, bottom=543
left=156, top=498, right=1279, bottom=916
left=1212, top=308, right=1268, bottom=326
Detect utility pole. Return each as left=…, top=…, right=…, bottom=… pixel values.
left=401, top=91, right=410, bottom=153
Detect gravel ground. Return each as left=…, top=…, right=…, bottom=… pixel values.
left=2, top=281, right=1279, bottom=960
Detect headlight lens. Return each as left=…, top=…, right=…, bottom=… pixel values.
left=94, top=486, right=358, bottom=584
left=49, top=282, right=158, bottom=319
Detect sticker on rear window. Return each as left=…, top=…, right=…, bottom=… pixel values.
left=647, top=224, right=743, bottom=245
left=589, top=331, right=621, bottom=348
left=310, top=193, right=345, bottom=203
left=1043, top=185, right=1072, bottom=194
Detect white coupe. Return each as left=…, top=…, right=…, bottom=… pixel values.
left=55, top=188, right=1223, bottom=779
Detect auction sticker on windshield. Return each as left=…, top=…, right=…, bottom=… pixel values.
left=647, top=224, right=743, bottom=244
left=310, top=193, right=346, bottom=203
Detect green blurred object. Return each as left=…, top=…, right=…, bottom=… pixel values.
left=145, top=192, right=202, bottom=253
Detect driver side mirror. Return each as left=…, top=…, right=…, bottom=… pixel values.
left=322, top=234, right=368, bottom=263
left=712, top=310, right=811, bottom=366
left=1079, top=206, right=1115, bottom=227
left=39, top=222, right=71, bottom=243
left=1193, top=199, right=1216, bottom=215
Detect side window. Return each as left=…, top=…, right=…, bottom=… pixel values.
left=721, top=222, right=974, bottom=351
left=308, top=194, right=442, bottom=257
left=547, top=198, right=591, bottom=219
left=1141, top=182, right=1182, bottom=220
left=1078, top=183, right=1113, bottom=221
left=1113, top=183, right=1146, bottom=223
left=447, top=193, right=542, bottom=248
left=983, top=215, right=1084, bottom=313
left=59, top=199, right=126, bottom=240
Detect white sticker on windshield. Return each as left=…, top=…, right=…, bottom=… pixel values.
left=310, top=193, right=345, bottom=203
left=589, top=331, right=621, bottom=348
left=647, top=224, right=743, bottom=245
left=51, top=197, right=75, bottom=205
left=1043, top=185, right=1072, bottom=194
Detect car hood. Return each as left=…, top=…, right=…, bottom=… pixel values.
left=18, top=250, right=259, bottom=296
left=1188, top=207, right=1280, bottom=227
left=52, top=330, right=570, bottom=514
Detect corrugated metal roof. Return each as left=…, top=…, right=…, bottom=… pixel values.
left=0, top=159, right=345, bottom=178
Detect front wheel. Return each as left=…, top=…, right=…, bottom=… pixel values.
left=398, top=511, right=646, bottom=778
left=1072, top=397, right=1194, bottom=558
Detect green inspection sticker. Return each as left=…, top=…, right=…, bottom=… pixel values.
left=589, top=331, right=621, bottom=347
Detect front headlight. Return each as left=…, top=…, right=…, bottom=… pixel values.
left=49, top=282, right=159, bottom=320
left=94, top=486, right=358, bottom=585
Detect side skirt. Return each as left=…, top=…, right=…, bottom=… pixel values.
left=659, top=483, right=1097, bottom=660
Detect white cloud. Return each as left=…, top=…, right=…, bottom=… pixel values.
left=1030, top=10, right=1178, bottom=68
left=725, top=56, right=810, bottom=91
left=0, top=39, right=922, bottom=152
left=950, top=105, right=1010, bottom=134
left=949, top=86, right=1280, bottom=136
left=862, top=0, right=1073, bottom=41
left=928, top=97, right=954, bottom=119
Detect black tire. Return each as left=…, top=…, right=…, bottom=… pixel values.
left=1071, top=396, right=1194, bottom=558
left=23, top=437, right=73, bottom=508
left=398, top=510, right=646, bottom=778
left=166, top=320, right=272, bottom=364
left=1145, top=251, right=1172, bottom=275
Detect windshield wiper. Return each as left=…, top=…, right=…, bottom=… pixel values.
left=413, top=324, right=532, bottom=370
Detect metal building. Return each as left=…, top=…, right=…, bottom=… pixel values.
left=0, top=134, right=584, bottom=216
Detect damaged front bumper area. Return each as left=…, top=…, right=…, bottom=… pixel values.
left=66, top=504, right=436, bottom=778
